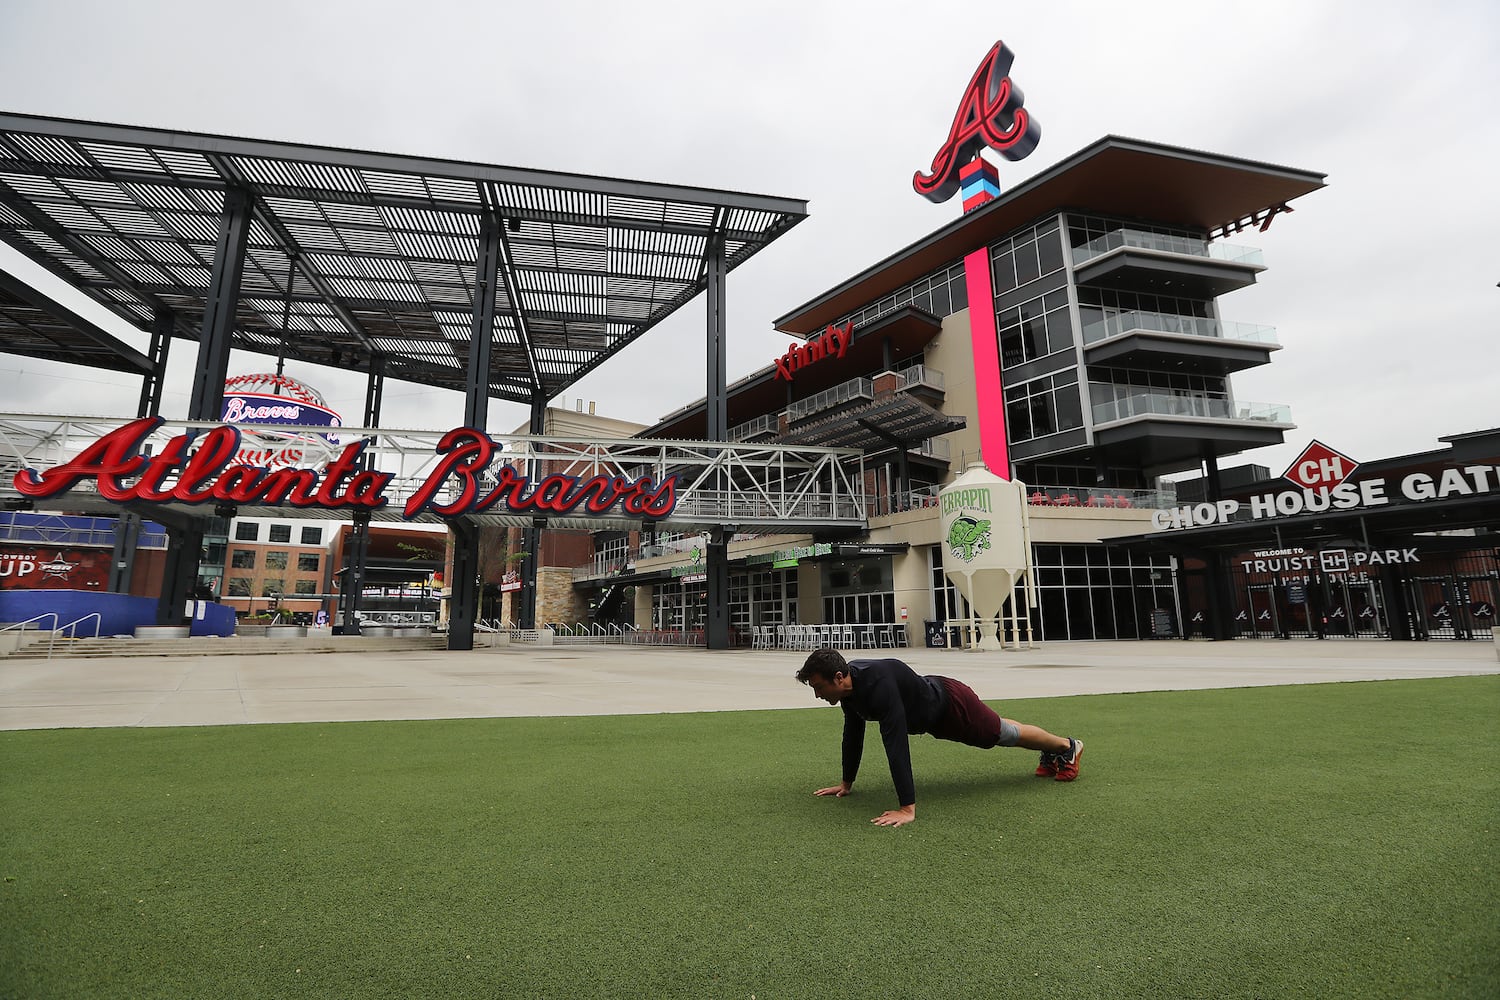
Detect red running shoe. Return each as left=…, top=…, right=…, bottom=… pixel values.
left=1034, top=752, right=1059, bottom=778
left=1053, top=738, right=1083, bottom=782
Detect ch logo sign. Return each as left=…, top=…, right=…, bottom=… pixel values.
left=1282, top=440, right=1358, bottom=492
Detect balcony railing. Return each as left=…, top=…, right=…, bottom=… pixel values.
left=728, top=411, right=780, bottom=442
left=1082, top=311, right=1278, bottom=347
left=910, top=437, right=950, bottom=459
left=867, top=484, right=941, bottom=518
left=1073, top=229, right=1264, bottom=267
left=1024, top=484, right=1178, bottom=510
left=895, top=364, right=944, bottom=392
left=785, top=377, right=874, bottom=422
left=1090, top=389, right=1292, bottom=426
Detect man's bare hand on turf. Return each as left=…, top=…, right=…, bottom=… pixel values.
left=871, top=805, right=915, bottom=827
left=814, top=782, right=852, bottom=797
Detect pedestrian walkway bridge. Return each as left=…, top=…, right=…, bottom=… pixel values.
left=0, top=413, right=869, bottom=533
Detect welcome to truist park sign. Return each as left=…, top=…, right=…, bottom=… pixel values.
left=12, top=418, right=679, bottom=521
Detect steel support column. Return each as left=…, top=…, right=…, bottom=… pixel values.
left=704, top=235, right=731, bottom=649
left=463, top=213, right=502, bottom=430
left=447, top=213, right=502, bottom=649
left=705, top=235, right=727, bottom=442
left=187, top=187, right=253, bottom=422
left=117, top=306, right=173, bottom=597
left=705, top=524, right=731, bottom=650
left=164, top=189, right=251, bottom=624
left=519, top=396, right=547, bottom=631
left=108, top=510, right=142, bottom=594
left=341, top=511, right=370, bottom=633
left=449, top=518, right=480, bottom=651
left=363, top=356, right=385, bottom=426
left=156, top=525, right=204, bottom=625
left=138, top=306, right=173, bottom=419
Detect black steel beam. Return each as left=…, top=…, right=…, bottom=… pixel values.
left=138, top=306, right=173, bottom=418
left=705, top=525, right=732, bottom=650
left=447, top=518, right=479, bottom=651
left=340, top=512, right=371, bottom=633
left=187, top=187, right=253, bottom=422
left=464, top=213, right=503, bottom=431
left=704, top=228, right=727, bottom=442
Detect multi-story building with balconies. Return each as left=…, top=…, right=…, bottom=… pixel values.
left=558, top=137, right=1326, bottom=643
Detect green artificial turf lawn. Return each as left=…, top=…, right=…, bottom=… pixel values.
left=1, top=676, right=1496, bottom=999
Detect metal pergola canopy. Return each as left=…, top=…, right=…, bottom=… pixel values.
left=0, top=265, right=151, bottom=375
left=0, top=112, right=808, bottom=405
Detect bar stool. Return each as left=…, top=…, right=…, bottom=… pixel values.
left=838, top=622, right=856, bottom=649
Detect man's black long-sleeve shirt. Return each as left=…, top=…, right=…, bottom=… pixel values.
left=839, top=658, right=948, bottom=807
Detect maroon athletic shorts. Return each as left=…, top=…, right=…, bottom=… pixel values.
left=929, top=676, right=1007, bottom=748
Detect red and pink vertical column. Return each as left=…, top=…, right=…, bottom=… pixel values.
left=959, top=158, right=1009, bottom=480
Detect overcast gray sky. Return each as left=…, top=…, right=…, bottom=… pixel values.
left=1, top=0, right=1496, bottom=478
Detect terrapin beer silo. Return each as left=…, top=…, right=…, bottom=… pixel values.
left=939, top=465, right=1035, bottom=650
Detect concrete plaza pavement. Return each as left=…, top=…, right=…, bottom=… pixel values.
left=2, top=637, right=1497, bottom=730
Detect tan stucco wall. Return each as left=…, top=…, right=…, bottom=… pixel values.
left=924, top=307, right=983, bottom=478
left=634, top=584, right=652, bottom=630
left=797, top=561, right=823, bottom=624
left=889, top=547, right=931, bottom=646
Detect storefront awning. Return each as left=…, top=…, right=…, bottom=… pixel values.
left=775, top=393, right=964, bottom=451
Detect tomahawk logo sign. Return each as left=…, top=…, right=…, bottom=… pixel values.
left=912, top=40, right=1041, bottom=204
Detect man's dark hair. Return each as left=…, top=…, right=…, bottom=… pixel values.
left=796, top=646, right=847, bottom=684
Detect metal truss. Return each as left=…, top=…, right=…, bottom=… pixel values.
left=0, top=413, right=868, bottom=533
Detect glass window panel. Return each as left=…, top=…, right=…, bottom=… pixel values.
left=265, top=552, right=288, bottom=570
left=1029, top=396, right=1055, bottom=437
left=992, top=250, right=1016, bottom=295
left=1014, top=243, right=1040, bottom=285
left=1053, top=385, right=1082, bottom=430
left=300, top=526, right=320, bottom=545
left=1045, top=309, right=1073, bottom=355
left=1037, top=230, right=1064, bottom=275
left=294, top=580, right=316, bottom=595
left=235, top=523, right=258, bottom=541
left=1000, top=328, right=1026, bottom=369
left=231, top=549, right=255, bottom=569
left=927, top=282, right=950, bottom=316
left=1006, top=399, right=1032, bottom=441
left=268, top=524, right=291, bottom=543
left=227, top=578, right=251, bottom=597
left=949, top=277, right=967, bottom=312
left=298, top=553, right=319, bottom=572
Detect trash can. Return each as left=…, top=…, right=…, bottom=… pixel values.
left=923, top=620, right=948, bottom=648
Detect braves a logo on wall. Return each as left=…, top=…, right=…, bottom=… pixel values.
left=913, top=40, right=1041, bottom=204
left=221, top=373, right=342, bottom=469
